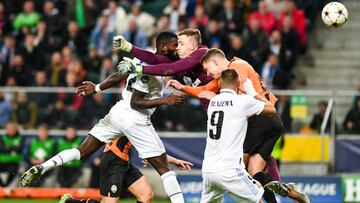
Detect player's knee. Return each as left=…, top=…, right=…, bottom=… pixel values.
left=137, top=190, right=154, bottom=203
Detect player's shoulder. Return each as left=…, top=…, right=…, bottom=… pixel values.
left=194, top=45, right=209, bottom=55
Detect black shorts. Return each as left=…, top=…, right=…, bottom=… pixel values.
left=243, top=114, right=283, bottom=161
left=100, top=161, right=143, bottom=197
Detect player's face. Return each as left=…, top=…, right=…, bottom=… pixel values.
left=161, top=38, right=178, bottom=59
left=176, top=35, right=196, bottom=59
left=203, top=60, right=222, bottom=79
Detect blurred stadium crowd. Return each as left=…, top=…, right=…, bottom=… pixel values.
left=1, top=0, right=360, bottom=188
left=0, top=0, right=323, bottom=131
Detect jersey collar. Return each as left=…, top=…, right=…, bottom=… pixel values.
left=220, top=89, right=237, bottom=95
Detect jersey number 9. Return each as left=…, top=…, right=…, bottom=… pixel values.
left=209, top=111, right=224, bottom=140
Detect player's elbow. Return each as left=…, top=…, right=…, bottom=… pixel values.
left=262, top=105, right=277, bottom=117
left=130, top=100, right=141, bottom=109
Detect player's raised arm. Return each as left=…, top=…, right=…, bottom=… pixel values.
left=113, top=35, right=173, bottom=65
left=167, top=79, right=219, bottom=98
left=131, top=90, right=184, bottom=109
left=76, top=72, right=129, bottom=97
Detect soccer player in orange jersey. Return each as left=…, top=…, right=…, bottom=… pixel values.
left=167, top=48, right=310, bottom=203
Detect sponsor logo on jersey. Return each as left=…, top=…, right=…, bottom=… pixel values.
left=111, top=185, right=117, bottom=193
left=141, top=75, right=150, bottom=84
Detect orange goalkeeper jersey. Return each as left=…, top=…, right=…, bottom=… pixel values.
left=182, top=57, right=278, bottom=105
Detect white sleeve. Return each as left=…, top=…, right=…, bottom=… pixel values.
left=243, top=95, right=265, bottom=117
left=132, top=75, right=150, bottom=93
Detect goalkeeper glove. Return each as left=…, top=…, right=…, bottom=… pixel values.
left=113, top=35, right=132, bottom=52
left=243, top=78, right=258, bottom=97
left=117, top=57, right=143, bottom=75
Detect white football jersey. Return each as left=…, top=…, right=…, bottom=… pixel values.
left=121, top=73, right=164, bottom=116
left=202, top=89, right=265, bottom=173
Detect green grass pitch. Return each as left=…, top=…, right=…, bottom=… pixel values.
left=0, top=199, right=171, bottom=203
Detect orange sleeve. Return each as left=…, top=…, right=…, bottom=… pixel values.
left=182, top=79, right=220, bottom=97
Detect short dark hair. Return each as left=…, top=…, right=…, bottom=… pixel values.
left=156, top=31, right=178, bottom=50
left=220, top=69, right=239, bottom=85
left=177, top=29, right=202, bottom=45
left=200, top=48, right=225, bottom=65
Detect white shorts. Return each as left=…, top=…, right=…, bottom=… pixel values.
left=89, top=101, right=166, bottom=159
left=200, top=168, right=264, bottom=203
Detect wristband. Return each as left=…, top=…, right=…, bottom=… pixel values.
left=95, top=84, right=102, bottom=92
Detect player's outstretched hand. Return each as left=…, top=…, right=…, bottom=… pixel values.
left=113, top=35, right=132, bottom=52
left=164, top=93, right=185, bottom=105
left=76, top=81, right=96, bottom=97
left=166, top=79, right=184, bottom=90
left=117, top=57, right=143, bottom=75
left=198, top=90, right=217, bottom=100
left=173, top=159, right=193, bottom=170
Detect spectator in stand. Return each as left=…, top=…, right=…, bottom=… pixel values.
left=27, top=124, right=55, bottom=186
left=276, top=95, right=292, bottom=132
left=104, top=0, right=127, bottom=34
left=280, top=15, right=300, bottom=74
left=60, top=72, right=84, bottom=119
left=261, top=53, right=280, bottom=90
left=269, top=30, right=282, bottom=56
left=297, top=0, right=320, bottom=31
left=203, top=19, right=229, bottom=51
left=61, top=46, right=74, bottom=71
left=0, top=122, right=24, bottom=186
left=99, top=56, right=115, bottom=82
left=89, top=12, right=116, bottom=57
left=127, top=2, right=156, bottom=37
left=217, top=0, right=244, bottom=33
left=42, top=1, right=64, bottom=38
left=310, top=101, right=331, bottom=133
left=47, top=98, right=71, bottom=129
left=163, top=0, right=186, bottom=32
left=248, top=0, right=277, bottom=35
left=226, top=34, right=254, bottom=67
left=30, top=71, right=55, bottom=124
left=8, top=55, right=31, bottom=86
left=84, top=45, right=102, bottom=74
left=191, top=5, right=208, bottom=29
left=57, top=127, right=83, bottom=187
left=0, top=36, right=16, bottom=85
left=48, top=52, right=67, bottom=87
left=278, top=0, right=307, bottom=52
left=343, top=97, right=360, bottom=134
left=157, top=15, right=170, bottom=33
left=12, top=91, right=38, bottom=129
left=242, top=18, right=269, bottom=71
left=17, top=33, right=47, bottom=72
left=66, top=0, right=99, bottom=36
left=0, top=91, right=12, bottom=127
left=123, top=20, right=148, bottom=49
left=5, top=77, right=16, bottom=101
left=178, top=16, right=188, bottom=32
left=13, top=0, right=40, bottom=31
left=62, top=21, right=88, bottom=57
left=73, top=58, right=99, bottom=84
left=0, top=2, right=12, bottom=36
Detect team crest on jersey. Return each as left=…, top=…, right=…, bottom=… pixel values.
left=141, top=75, right=150, bottom=84
left=111, top=184, right=117, bottom=193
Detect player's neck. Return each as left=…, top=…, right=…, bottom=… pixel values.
left=220, top=84, right=237, bottom=92
left=223, top=60, right=231, bottom=69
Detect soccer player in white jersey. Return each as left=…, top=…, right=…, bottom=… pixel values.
left=201, top=69, right=276, bottom=203
left=21, top=32, right=187, bottom=203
